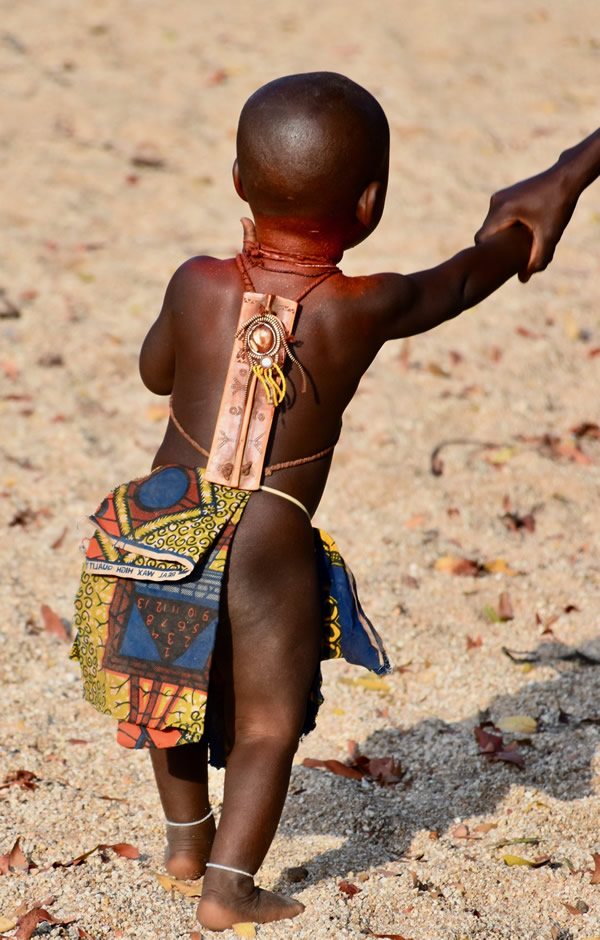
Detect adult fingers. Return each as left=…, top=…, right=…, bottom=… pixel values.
left=519, top=232, right=554, bottom=282
left=474, top=211, right=515, bottom=244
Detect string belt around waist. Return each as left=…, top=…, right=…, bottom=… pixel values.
left=168, top=398, right=338, bottom=477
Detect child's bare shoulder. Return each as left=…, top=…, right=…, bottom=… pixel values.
left=163, top=254, right=239, bottom=314
left=336, top=270, right=413, bottom=336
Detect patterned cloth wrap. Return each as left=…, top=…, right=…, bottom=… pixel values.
left=71, top=465, right=390, bottom=767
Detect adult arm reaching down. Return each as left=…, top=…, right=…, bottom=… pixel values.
left=475, top=128, right=600, bottom=282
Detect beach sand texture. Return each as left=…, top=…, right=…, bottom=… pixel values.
left=1, top=2, right=599, bottom=937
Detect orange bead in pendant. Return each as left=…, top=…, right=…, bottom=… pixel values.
left=249, top=324, right=275, bottom=354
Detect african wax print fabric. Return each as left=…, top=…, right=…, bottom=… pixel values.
left=71, top=465, right=390, bottom=765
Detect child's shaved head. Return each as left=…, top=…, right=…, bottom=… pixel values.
left=236, top=72, right=389, bottom=221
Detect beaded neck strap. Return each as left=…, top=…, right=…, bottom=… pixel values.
left=236, top=252, right=338, bottom=305
left=242, top=242, right=340, bottom=274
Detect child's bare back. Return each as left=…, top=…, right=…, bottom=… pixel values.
left=71, top=72, right=594, bottom=931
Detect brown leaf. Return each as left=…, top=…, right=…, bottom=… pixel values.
left=546, top=436, right=592, bottom=464
left=562, top=899, right=589, bottom=915
left=14, top=907, right=76, bottom=940
left=0, top=289, right=21, bottom=319
left=0, top=838, right=35, bottom=875
left=304, top=746, right=403, bottom=786
left=108, top=843, right=140, bottom=860
left=206, top=68, right=229, bottom=86
left=40, top=604, right=70, bottom=641
left=427, top=361, right=451, bottom=378
left=0, top=770, right=39, bottom=791
left=502, top=509, right=536, bottom=533
left=494, top=743, right=526, bottom=769
left=370, top=934, right=414, bottom=939
left=409, top=870, right=431, bottom=892
left=498, top=592, right=514, bottom=621
left=339, top=880, right=361, bottom=897
left=50, top=527, right=68, bottom=550
left=302, top=758, right=364, bottom=780
left=365, top=757, right=404, bottom=786
left=472, top=822, right=498, bottom=834
left=435, top=555, right=483, bottom=576
left=571, top=422, right=600, bottom=440
left=474, top=726, right=503, bottom=754
left=431, top=452, right=444, bottom=475
left=515, top=326, right=543, bottom=339
left=590, top=852, right=600, bottom=885
left=466, top=635, right=483, bottom=651
left=130, top=143, right=166, bottom=169
left=402, top=574, right=420, bottom=589
left=474, top=725, right=524, bottom=769
left=0, top=360, right=20, bottom=380
left=50, top=842, right=140, bottom=869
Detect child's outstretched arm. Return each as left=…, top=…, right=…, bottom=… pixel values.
left=376, top=223, right=532, bottom=342
left=476, top=128, right=600, bottom=281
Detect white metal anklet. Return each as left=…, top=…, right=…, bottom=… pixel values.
left=205, top=861, right=253, bottom=879
left=165, top=809, right=213, bottom=827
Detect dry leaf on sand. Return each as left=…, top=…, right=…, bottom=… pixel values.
left=232, top=924, right=256, bottom=938
left=369, top=933, right=414, bottom=939
left=40, top=604, right=71, bottom=641
left=503, top=854, right=550, bottom=868
left=498, top=592, right=515, bottom=620
left=496, top=715, right=537, bottom=735
left=13, top=907, right=76, bottom=940
left=155, top=873, right=203, bottom=897
left=0, top=770, right=39, bottom=791
left=562, top=899, right=589, bottom=915
left=0, top=838, right=35, bottom=875
left=339, top=880, right=361, bottom=897
left=474, top=725, right=525, bottom=769
left=50, top=842, right=139, bottom=868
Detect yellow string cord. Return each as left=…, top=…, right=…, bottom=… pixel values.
left=252, top=364, right=287, bottom=405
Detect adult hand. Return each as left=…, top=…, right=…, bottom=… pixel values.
left=475, top=167, right=577, bottom=283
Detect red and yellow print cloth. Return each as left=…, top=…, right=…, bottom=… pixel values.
left=71, top=465, right=389, bottom=765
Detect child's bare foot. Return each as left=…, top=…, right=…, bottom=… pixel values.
left=197, top=870, right=304, bottom=930
left=164, top=814, right=216, bottom=880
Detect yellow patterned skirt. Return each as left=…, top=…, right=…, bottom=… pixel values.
left=71, top=465, right=389, bottom=765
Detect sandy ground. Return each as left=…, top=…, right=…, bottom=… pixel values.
left=1, top=2, right=599, bottom=938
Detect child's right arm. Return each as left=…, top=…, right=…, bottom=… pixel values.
left=375, top=223, right=532, bottom=342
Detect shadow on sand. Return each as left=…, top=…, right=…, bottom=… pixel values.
left=274, top=642, right=600, bottom=891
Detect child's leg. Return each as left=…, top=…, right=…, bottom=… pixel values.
left=150, top=741, right=216, bottom=879
left=197, top=498, right=322, bottom=930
